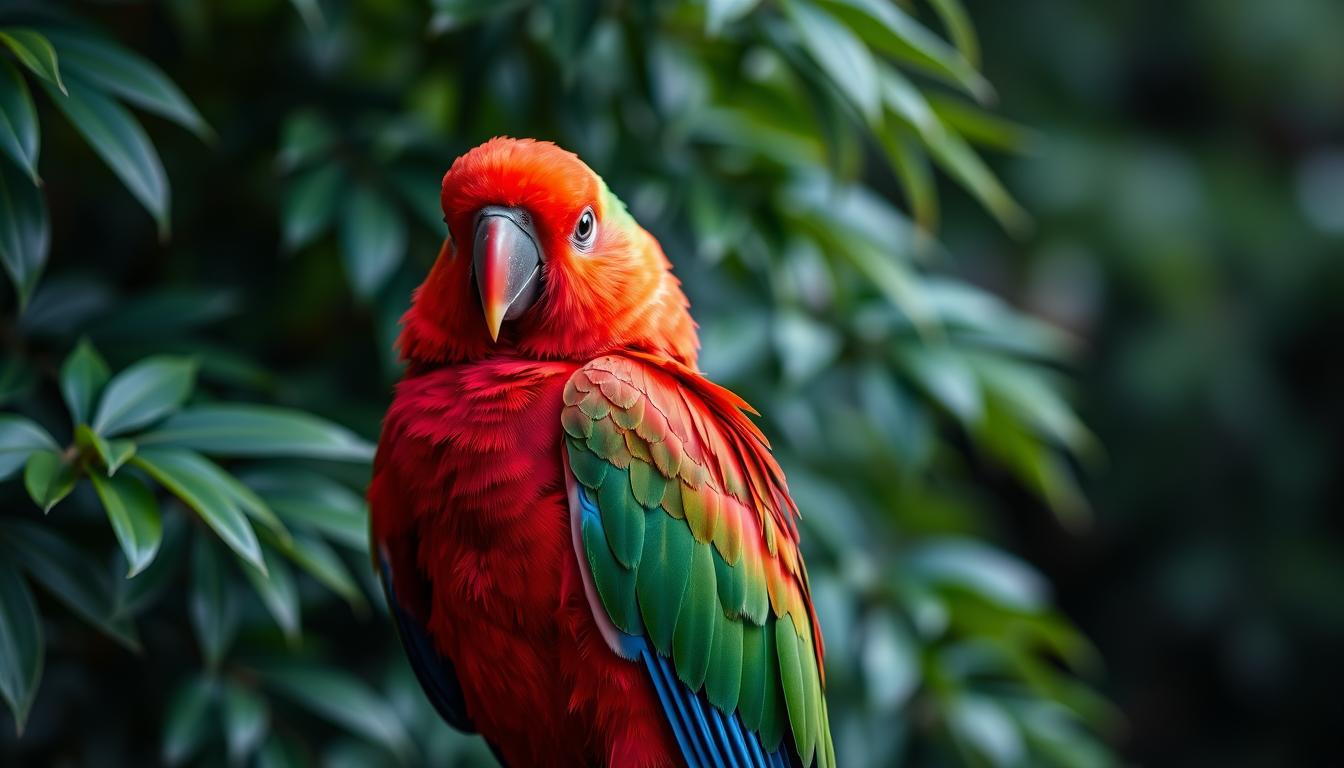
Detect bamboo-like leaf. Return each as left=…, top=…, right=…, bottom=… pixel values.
left=189, top=531, right=237, bottom=668
left=340, top=184, right=406, bottom=300
left=162, top=675, right=216, bottom=765
left=223, top=681, right=269, bottom=763
left=784, top=0, right=881, bottom=123
left=90, top=471, right=162, bottom=577
left=239, top=544, right=300, bottom=640
left=91, top=356, right=196, bottom=437
left=0, top=414, right=55, bottom=481
left=815, top=0, right=993, bottom=102
left=0, top=155, right=48, bottom=308
left=41, top=28, right=212, bottom=140
left=261, top=665, right=410, bottom=759
left=0, top=520, right=139, bottom=649
left=60, top=339, right=110, bottom=427
left=0, top=29, right=65, bottom=95
left=706, top=0, right=760, bottom=35
left=42, top=76, right=170, bottom=237
left=139, top=404, right=373, bottom=462
left=0, top=59, right=39, bottom=182
left=134, top=448, right=264, bottom=571
left=0, top=559, right=42, bottom=735
left=282, top=165, right=342, bottom=250
left=925, top=0, right=979, bottom=67
left=23, top=449, right=75, bottom=513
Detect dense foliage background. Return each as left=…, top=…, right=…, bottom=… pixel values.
left=0, top=0, right=1336, bottom=766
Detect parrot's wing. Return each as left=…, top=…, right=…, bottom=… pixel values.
left=376, top=547, right=476, bottom=733
left=562, top=353, right=836, bottom=768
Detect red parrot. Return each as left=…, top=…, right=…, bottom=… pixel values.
left=370, top=138, right=835, bottom=768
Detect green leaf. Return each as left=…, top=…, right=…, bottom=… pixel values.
left=927, top=95, right=1035, bottom=153
left=90, top=471, right=162, bottom=577
left=881, top=70, right=1028, bottom=232
left=0, top=414, right=56, bottom=481
left=429, top=0, right=529, bottom=34
left=42, top=76, right=170, bottom=237
left=0, top=558, right=42, bottom=735
left=60, top=339, right=110, bottom=426
left=289, top=0, right=326, bottom=32
left=134, top=448, right=264, bottom=571
left=189, top=531, right=237, bottom=668
left=223, top=682, right=269, bottom=763
left=0, top=153, right=48, bottom=308
left=784, top=0, right=881, bottom=122
left=896, top=343, right=982, bottom=426
left=0, top=59, right=39, bottom=182
left=277, top=532, right=364, bottom=607
left=261, top=665, right=410, bottom=759
left=706, top=0, right=760, bottom=34
left=91, top=356, right=196, bottom=437
left=905, top=538, right=1047, bottom=610
left=0, top=29, right=65, bottom=95
left=23, top=449, right=75, bottom=513
left=242, top=469, right=368, bottom=550
left=340, top=184, right=406, bottom=300
left=239, top=544, right=300, bottom=641
left=77, top=425, right=136, bottom=476
left=119, top=513, right=187, bottom=616
left=40, top=28, right=212, bottom=141
left=0, top=520, right=139, bottom=649
left=139, top=404, right=374, bottom=462
left=814, top=0, right=992, bottom=102
left=925, top=0, right=979, bottom=67
left=282, top=165, right=342, bottom=251
left=162, top=675, right=216, bottom=765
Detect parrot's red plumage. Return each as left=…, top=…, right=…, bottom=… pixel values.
left=370, top=138, right=833, bottom=767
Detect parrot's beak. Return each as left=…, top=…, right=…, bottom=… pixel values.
left=472, top=206, right=542, bottom=341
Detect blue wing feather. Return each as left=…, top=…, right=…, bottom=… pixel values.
left=580, top=484, right=791, bottom=768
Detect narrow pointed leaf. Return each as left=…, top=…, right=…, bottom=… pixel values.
left=0, top=414, right=55, bottom=480
left=42, top=77, right=169, bottom=236
left=60, top=339, right=109, bottom=426
left=282, top=165, right=342, bottom=250
left=0, top=60, right=39, bottom=182
left=240, top=544, right=300, bottom=640
left=0, top=559, right=42, bottom=734
left=0, top=520, right=139, bottom=649
left=814, top=0, right=993, bottom=102
left=261, top=665, right=410, bottom=760
left=139, top=404, right=373, bottom=462
left=134, top=448, right=263, bottom=571
left=784, top=0, right=881, bottom=122
left=23, top=449, right=75, bottom=513
left=189, top=532, right=237, bottom=668
left=162, top=675, right=216, bottom=765
left=0, top=29, right=65, bottom=94
left=340, top=184, right=405, bottom=299
left=90, top=471, right=162, bottom=577
left=223, top=682, right=269, bottom=763
left=91, top=356, right=195, bottom=437
left=0, top=155, right=48, bottom=307
left=40, top=28, right=212, bottom=140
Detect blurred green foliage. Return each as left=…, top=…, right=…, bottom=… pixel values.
left=0, top=1, right=1119, bottom=766
left=953, top=1, right=1344, bottom=764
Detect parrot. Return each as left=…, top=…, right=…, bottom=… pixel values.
left=369, top=137, right=835, bottom=768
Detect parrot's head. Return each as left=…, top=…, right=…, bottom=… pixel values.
left=399, top=137, right=698, bottom=367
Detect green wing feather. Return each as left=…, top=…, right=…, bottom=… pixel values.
left=563, top=355, right=835, bottom=767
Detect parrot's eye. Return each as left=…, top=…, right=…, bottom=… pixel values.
left=572, top=208, right=596, bottom=250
